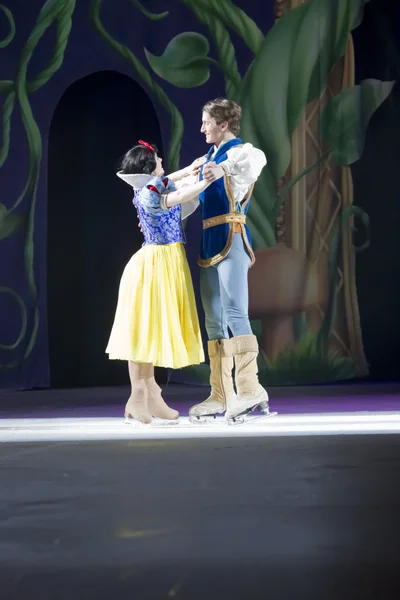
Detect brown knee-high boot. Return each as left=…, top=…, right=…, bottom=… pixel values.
left=226, top=335, right=273, bottom=422
left=189, top=339, right=236, bottom=422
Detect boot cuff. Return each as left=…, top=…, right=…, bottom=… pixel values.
left=231, top=334, right=258, bottom=354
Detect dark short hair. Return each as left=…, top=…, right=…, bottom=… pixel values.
left=202, top=98, right=242, bottom=136
left=119, top=143, right=159, bottom=175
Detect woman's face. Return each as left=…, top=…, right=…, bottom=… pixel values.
left=152, top=154, right=164, bottom=177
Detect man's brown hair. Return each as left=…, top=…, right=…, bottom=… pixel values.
left=202, top=98, right=242, bottom=137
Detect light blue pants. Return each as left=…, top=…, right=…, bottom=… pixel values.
left=200, top=233, right=253, bottom=340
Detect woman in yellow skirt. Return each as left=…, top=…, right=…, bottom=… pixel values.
left=106, top=140, right=220, bottom=425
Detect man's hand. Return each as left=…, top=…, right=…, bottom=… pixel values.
left=189, top=155, right=207, bottom=176
left=203, top=161, right=225, bottom=182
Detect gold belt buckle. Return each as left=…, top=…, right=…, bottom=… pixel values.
left=202, top=213, right=246, bottom=230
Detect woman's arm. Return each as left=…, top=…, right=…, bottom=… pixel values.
left=168, top=166, right=191, bottom=182
left=160, top=178, right=211, bottom=209
left=168, top=155, right=207, bottom=182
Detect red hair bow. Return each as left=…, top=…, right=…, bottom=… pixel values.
left=138, top=140, right=154, bottom=152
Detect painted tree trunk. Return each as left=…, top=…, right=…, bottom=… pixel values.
left=274, top=0, right=368, bottom=375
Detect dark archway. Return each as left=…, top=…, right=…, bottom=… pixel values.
left=47, top=71, right=164, bottom=388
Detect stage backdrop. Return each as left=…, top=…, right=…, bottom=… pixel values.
left=0, top=0, right=399, bottom=389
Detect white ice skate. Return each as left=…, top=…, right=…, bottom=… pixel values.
left=188, top=395, right=226, bottom=424
left=225, top=385, right=277, bottom=425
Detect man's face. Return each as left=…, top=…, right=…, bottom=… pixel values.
left=200, top=111, right=227, bottom=146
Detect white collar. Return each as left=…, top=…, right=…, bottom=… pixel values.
left=116, top=172, right=152, bottom=190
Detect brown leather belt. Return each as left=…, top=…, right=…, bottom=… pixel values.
left=203, top=213, right=246, bottom=233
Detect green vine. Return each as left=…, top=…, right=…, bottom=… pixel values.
left=181, top=0, right=264, bottom=55
left=90, top=0, right=184, bottom=172
left=0, top=286, right=27, bottom=351
left=0, top=0, right=76, bottom=370
left=0, top=3, right=15, bottom=48
left=180, top=0, right=241, bottom=99
left=128, top=0, right=169, bottom=21
left=0, top=87, right=15, bottom=167
left=0, top=5, right=16, bottom=168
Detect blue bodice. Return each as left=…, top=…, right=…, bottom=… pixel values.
left=133, top=176, right=184, bottom=246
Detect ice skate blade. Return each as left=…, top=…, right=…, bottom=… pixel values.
left=188, top=414, right=220, bottom=425
left=256, top=402, right=278, bottom=417
left=152, top=417, right=180, bottom=427
left=226, top=412, right=277, bottom=426
left=124, top=417, right=180, bottom=427
left=226, top=402, right=278, bottom=425
left=123, top=417, right=151, bottom=427
left=227, top=416, right=246, bottom=426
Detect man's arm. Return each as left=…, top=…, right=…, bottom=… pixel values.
left=215, top=143, right=267, bottom=185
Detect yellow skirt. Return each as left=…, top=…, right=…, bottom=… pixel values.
left=106, top=242, right=205, bottom=369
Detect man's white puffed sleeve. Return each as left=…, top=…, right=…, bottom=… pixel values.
left=220, top=143, right=267, bottom=186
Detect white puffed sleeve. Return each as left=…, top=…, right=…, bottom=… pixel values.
left=221, top=143, right=267, bottom=187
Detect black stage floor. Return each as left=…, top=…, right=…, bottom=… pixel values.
left=1, top=383, right=400, bottom=599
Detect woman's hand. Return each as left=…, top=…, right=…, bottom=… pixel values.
left=189, top=155, right=207, bottom=176
left=169, top=156, right=207, bottom=182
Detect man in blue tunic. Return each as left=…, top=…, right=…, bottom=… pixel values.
left=189, top=98, right=275, bottom=424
